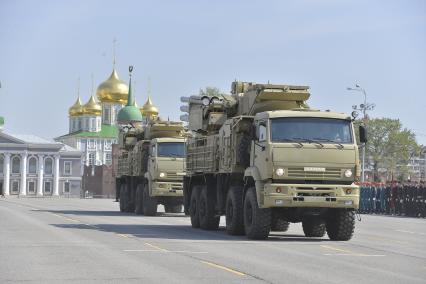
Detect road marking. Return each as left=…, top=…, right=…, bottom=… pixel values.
left=123, top=249, right=208, bottom=254
left=320, top=245, right=385, bottom=257
left=320, top=245, right=354, bottom=254
left=395, top=230, right=426, bottom=236
left=200, top=260, right=245, bottom=276
left=323, top=253, right=385, bottom=257
left=144, top=242, right=169, bottom=252
left=116, top=233, right=131, bottom=238
left=124, top=249, right=160, bottom=252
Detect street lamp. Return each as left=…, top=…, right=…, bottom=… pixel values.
left=347, top=84, right=375, bottom=183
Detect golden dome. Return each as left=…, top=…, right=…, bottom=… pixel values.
left=140, top=97, right=159, bottom=116
left=96, top=69, right=129, bottom=104
left=69, top=97, right=83, bottom=117
left=82, top=95, right=102, bottom=116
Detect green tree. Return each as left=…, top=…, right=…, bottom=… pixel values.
left=364, top=118, right=419, bottom=181
left=199, top=87, right=222, bottom=97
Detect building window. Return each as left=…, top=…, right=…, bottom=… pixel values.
left=28, top=157, right=37, bottom=174
left=89, top=139, right=95, bottom=149
left=28, top=181, right=36, bottom=194
left=88, top=153, right=95, bottom=166
left=44, top=181, right=52, bottom=194
left=105, top=140, right=112, bottom=150
left=78, top=118, right=82, bottom=130
left=104, top=107, right=110, bottom=124
left=80, top=139, right=87, bottom=150
left=0, top=155, right=3, bottom=173
left=105, top=153, right=112, bottom=165
left=64, top=181, right=70, bottom=193
left=11, top=180, right=19, bottom=194
left=64, top=161, right=72, bottom=175
left=12, top=156, right=20, bottom=174
left=45, top=157, right=53, bottom=175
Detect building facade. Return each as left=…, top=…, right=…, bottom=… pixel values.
left=0, top=131, right=83, bottom=197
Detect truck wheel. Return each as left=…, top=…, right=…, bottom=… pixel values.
left=244, top=187, right=271, bottom=240
left=225, top=186, right=244, bottom=235
left=134, top=184, right=144, bottom=215
left=302, top=218, right=326, bottom=237
left=142, top=182, right=157, bottom=216
left=119, top=183, right=127, bottom=212
left=238, top=135, right=251, bottom=167
left=190, top=186, right=201, bottom=228
left=326, top=209, right=355, bottom=241
left=271, top=217, right=290, bottom=232
left=199, top=186, right=220, bottom=230
left=164, top=204, right=183, bottom=213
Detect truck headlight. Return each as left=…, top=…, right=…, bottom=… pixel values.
left=344, top=169, right=353, bottom=178
left=159, top=172, right=166, bottom=178
left=275, top=168, right=285, bottom=176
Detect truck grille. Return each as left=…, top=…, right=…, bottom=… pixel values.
left=287, top=167, right=341, bottom=179
left=166, top=172, right=180, bottom=180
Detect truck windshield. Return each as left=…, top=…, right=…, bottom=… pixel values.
left=157, top=142, right=185, bottom=157
left=270, top=117, right=353, bottom=144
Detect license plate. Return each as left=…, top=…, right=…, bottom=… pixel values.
left=304, top=167, right=326, bottom=172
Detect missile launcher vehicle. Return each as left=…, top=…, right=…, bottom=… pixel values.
left=180, top=81, right=367, bottom=240
left=115, top=119, right=186, bottom=215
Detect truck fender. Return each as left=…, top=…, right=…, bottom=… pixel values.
left=244, top=167, right=264, bottom=207
left=244, top=166, right=261, bottom=181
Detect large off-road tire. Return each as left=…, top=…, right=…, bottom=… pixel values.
left=302, top=217, right=326, bottom=237
left=119, top=183, right=127, bottom=212
left=225, top=186, right=245, bottom=235
left=244, top=187, right=271, bottom=240
left=238, top=135, right=251, bottom=167
left=326, top=209, right=355, bottom=241
left=164, top=204, right=183, bottom=213
left=271, top=217, right=290, bottom=232
left=142, top=182, right=157, bottom=216
left=199, top=186, right=220, bottom=230
left=190, top=185, right=201, bottom=228
left=134, top=184, right=144, bottom=215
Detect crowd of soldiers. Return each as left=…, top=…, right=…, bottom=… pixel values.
left=359, top=182, right=426, bottom=217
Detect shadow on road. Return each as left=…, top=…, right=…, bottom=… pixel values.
left=32, top=209, right=186, bottom=218
left=51, top=222, right=330, bottom=242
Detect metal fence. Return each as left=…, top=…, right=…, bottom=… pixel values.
left=359, top=183, right=426, bottom=217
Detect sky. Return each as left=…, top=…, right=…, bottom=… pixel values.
left=0, top=0, right=425, bottom=144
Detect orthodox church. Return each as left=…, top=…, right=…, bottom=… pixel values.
left=55, top=64, right=159, bottom=167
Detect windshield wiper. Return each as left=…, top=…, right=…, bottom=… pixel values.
left=275, top=138, right=303, bottom=147
left=293, top=137, right=323, bottom=148
left=313, top=138, right=344, bottom=148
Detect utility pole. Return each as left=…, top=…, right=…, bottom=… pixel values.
left=347, top=84, right=375, bottom=182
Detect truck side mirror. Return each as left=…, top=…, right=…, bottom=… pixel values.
left=359, top=125, right=367, bottom=144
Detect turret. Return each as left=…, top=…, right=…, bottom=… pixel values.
left=180, top=81, right=311, bottom=133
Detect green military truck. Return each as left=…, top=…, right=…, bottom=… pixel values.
left=115, top=120, right=186, bottom=215
left=181, top=81, right=367, bottom=240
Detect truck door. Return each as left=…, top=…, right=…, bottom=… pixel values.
left=253, top=120, right=269, bottom=179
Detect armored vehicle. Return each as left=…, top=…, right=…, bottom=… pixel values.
left=114, top=67, right=186, bottom=216
left=181, top=81, right=367, bottom=240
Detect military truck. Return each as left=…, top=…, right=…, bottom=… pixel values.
left=180, top=81, right=367, bottom=240
left=115, top=119, right=186, bottom=215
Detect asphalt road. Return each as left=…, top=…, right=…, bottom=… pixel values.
left=0, top=197, right=425, bottom=284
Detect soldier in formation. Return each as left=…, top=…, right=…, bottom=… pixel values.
left=359, top=182, right=425, bottom=217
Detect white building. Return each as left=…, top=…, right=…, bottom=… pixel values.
left=0, top=131, right=83, bottom=197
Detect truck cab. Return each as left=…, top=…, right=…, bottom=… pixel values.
left=248, top=110, right=360, bottom=210
left=147, top=137, right=186, bottom=199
